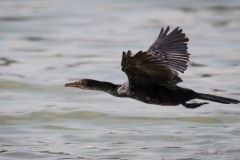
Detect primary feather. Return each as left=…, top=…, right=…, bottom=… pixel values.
left=121, top=26, right=189, bottom=87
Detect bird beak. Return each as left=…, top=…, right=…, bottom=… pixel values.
left=64, top=81, right=83, bottom=88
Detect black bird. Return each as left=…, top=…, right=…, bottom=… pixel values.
left=65, top=26, right=239, bottom=108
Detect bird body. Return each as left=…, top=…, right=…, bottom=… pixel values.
left=65, top=26, right=239, bottom=108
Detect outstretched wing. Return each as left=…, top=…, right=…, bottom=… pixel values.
left=148, top=26, right=189, bottom=74
left=121, top=50, right=181, bottom=87
left=121, top=26, right=189, bottom=87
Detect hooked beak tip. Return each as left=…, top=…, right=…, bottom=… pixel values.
left=65, top=81, right=85, bottom=89
left=64, top=82, right=76, bottom=87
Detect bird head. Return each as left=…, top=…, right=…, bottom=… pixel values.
left=64, top=79, right=95, bottom=90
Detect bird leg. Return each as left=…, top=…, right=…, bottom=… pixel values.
left=181, top=102, right=208, bottom=109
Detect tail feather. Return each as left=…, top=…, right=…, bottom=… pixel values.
left=196, top=93, right=239, bottom=104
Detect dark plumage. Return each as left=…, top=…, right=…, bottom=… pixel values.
left=65, top=26, right=239, bottom=108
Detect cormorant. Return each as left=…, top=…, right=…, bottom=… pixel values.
left=65, top=26, right=239, bottom=108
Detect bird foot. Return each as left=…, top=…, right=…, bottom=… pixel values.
left=182, top=102, right=208, bottom=109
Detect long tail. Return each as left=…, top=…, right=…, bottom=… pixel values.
left=196, top=93, right=239, bottom=104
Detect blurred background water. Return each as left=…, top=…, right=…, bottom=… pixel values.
left=0, top=0, right=240, bottom=159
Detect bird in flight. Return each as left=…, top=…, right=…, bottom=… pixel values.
left=65, top=26, right=239, bottom=108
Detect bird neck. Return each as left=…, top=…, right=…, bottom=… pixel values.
left=87, top=80, right=119, bottom=96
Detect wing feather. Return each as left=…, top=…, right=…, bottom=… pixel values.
left=148, top=26, right=189, bottom=74
left=121, top=51, right=180, bottom=87
left=121, top=26, right=189, bottom=87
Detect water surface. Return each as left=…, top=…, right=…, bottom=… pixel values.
left=0, top=0, right=240, bottom=159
